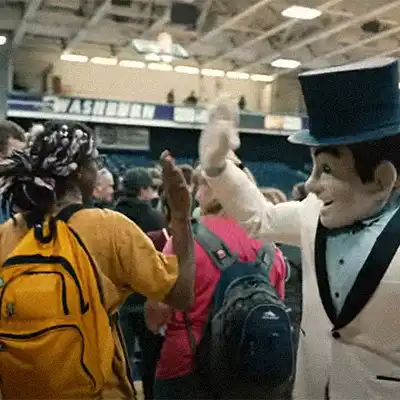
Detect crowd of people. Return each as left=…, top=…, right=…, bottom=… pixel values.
left=0, top=57, right=398, bottom=400
left=90, top=134, right=305, bottom=400
left=0, top=116, right=304, bottom=400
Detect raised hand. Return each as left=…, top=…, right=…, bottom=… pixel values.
left=199, top=95, right=241, bottom=174
left=160, top=150, right=191, bottom=220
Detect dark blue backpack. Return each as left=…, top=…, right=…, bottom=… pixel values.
left=185, top=221, right=295, bottom=396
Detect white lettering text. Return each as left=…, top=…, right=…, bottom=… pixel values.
left=142, top=105, right=155, bottom=119
left=81, top=100, right=93, bottom=116
left=52, top=98, right=70, bottom=113
left=117, top=102, right=131, bottom=118
left=68, top=99, right=82, bottom=114
left=92, top=100, right=106, bottom=116
left=129, top=104, right=143, bottom=119
left=105, top=101, right=118, bottom=117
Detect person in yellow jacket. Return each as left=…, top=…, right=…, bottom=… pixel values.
left=0, top=121, right=195, bottom=399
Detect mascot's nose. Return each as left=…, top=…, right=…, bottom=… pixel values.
left=305, top=174, right=322, bottom=197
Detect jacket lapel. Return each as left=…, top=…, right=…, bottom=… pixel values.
left=315, top=207, right=400, bottom=331
left=314, top=221, right=337, bottom=325
left=335, top=207, right=400, bottom=330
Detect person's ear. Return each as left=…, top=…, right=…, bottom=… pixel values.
left=372, top=161, right=397, bottom=194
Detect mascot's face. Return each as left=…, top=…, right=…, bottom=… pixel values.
left=305, top=146, right=396, bottom=229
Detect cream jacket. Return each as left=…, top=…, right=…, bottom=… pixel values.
left=206, top=160, right=400, bottom=400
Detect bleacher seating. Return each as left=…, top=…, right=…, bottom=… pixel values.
left=246, top=161, right=307, bottom=195
left=103, top=153, right=307, bottom=196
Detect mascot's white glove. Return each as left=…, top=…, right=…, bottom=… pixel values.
left=199, top=95, right=241, bottom=176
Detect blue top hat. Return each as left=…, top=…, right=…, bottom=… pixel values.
left=288, top=58, right=400, bottom=146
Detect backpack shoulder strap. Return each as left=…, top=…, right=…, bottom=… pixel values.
left=55, top=203, right=106, bottom=307
left=192, top=220, right=237, bottom=271
left=25, top=203, right=94, bottom=241
left=184, top=221, right=237, bottom=355
left=56, top=204, right=94, bottom=223
left=255, top=243, right=276, bottom=276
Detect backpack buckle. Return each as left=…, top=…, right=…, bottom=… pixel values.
left=215, top=249, right=227, bottom=260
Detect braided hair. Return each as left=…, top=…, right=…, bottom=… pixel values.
left=0, top=121, right=96, bottom=217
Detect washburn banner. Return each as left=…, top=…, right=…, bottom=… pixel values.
left=7, top=93, right=307, bottom=135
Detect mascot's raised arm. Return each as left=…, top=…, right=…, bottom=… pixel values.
left=199, top=58, right=400, bottom=400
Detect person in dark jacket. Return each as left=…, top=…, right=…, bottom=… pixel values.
left=115, top=167, right=167, bottom=400
left=115, top=167, right=166, bottom=231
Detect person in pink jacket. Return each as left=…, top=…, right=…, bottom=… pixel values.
left=146, top=166, right=287, bottom=399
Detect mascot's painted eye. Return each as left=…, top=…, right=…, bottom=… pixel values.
left=322, top=164, right=332, bottom=174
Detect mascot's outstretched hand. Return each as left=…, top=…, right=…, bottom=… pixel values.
left=199, top=95, right=241, bottom=175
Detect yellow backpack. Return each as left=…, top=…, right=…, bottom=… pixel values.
left=0, top=205, right=115, bottom=399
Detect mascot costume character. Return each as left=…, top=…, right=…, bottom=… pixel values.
left=199, top=58, right=400, bottom=400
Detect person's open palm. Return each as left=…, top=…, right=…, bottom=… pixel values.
left=199, top=95, right=241, bottom=171
left=160, top=150, right=191, bottom=220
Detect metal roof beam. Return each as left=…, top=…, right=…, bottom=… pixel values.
left=140, top=13, right=170, bottom=39
left=365, top=46, right=400, bottom=59
left=312, top=25, right=400, bottom=62
left=202, top=0, right=344, bottom=68
left=12, top=0, right=44, bottom=50
left=197, top=0, right=213, bottom=33
left=274, top=23, right=400, bottom=78
left=64, top=0, right=111, bottom=52
left=237, top=0, right=400, bottom=72
left=187, top=0, right=276, bottom=50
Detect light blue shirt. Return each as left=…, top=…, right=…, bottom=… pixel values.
left=326, top=191, right=400, bottom=313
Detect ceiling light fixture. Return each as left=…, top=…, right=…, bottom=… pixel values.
left=90, top=57, right=118, bottom=65
left=226, top=71, right=249, bottom=80
left=281, top=5, right=322, bottom=20
left=148, top=63, right=173, bottom=71
left=174, top=65, right=200, bottom=74
left=250, top=74, right=275, bottom=82
left=201, top=68, right=225, bottom=77
left=145, top=53, right=161, bottom=62
left=271, top=58, right=301, bottom=69
left=60, top=54, right=88, bottom=63
left=119, top=60, right=146, bottom=68
left=0, top=35, right=7, bottom=46
left=161, top=55, right=173, bottom=63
